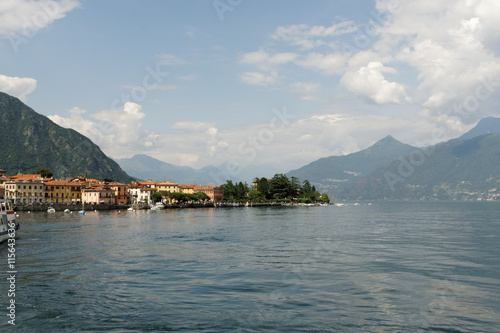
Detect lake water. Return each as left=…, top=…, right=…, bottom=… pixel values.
left=1, top=202, right=499, bottom=332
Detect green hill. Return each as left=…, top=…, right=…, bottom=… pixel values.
left=0, top=92, right=134, bottom=183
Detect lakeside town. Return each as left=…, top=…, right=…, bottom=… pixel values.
left=0, top=168, right=331, bottom=210
left=0, top=168, right=224, bottom=208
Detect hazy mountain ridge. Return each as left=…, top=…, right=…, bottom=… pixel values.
left=343, top=133, right=500, bottom=200
left=286, top=135, right=417, bottom=196
left=0, top=92, right=134, bottom=183
left=287, top=117, right=500, bottom=201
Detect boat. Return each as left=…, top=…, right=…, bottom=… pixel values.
left=64, top=209, right=71, bottom=213
left=78, top=201, right=86, bottom=215
left=47, top=207, right=56, bottom=213
left=155, top=202, right=165, bottom=209
left=1, top=200, right=20, bottom=244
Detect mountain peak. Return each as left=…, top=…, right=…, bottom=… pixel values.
left=458, top=116, right=500, bottom=140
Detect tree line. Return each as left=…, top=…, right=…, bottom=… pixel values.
left=220, top=173, right=330, bottom=203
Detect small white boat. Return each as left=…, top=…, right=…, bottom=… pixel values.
left=47, top=207, right=56, bottom=213
left=64, top=209, right=71, bottom=213
left=155, top=202, right=165, bottom=209
left=127, top=207, right=134, bottom=211
left=1, top=200, right=20, bottom=243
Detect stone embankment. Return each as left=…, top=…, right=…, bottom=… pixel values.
left=14, top=203, right=118, bottom=212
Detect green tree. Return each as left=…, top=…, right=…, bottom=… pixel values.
left=248, top=189, right=263, bottom=202
left=236, top=182, right=249, bottom=200
left=320, top=193, right=330, bottom=203
left=37, top=167, right=53, bottom=178
left=151, top=192, right=163, bottom=203
left=194, top=192, right=210, bottom=202
left=269, top=173, right=292, bottom=199
left=301, top=180, right=312, bottom=195
left=221, top=180, right=237, bottom=201
left=257, top=177, right=270, bottom=199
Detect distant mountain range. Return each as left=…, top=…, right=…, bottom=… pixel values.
left=115, top=154, right=274, bottom=185
left=0, top=92, right=134, bottom=183
left=288, top=116, right=500, bottom=201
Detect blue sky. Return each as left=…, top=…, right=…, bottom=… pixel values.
left=1, top=0, right=500, bottom=175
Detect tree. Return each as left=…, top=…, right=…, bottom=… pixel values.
left=194, top=192, right=210, bottom=202
left=151, top=192, right=163, bottom=203
left=37, top=167, right=53, bottom=178
left=320, top=193, right=330, bottom=203
left=248, top=189, right=263, bottom=202
left=301, top=180, right=312, bottom=195
left=257, top=177, right=270, bottom=199
left=269, top=173, right=293, bottom=199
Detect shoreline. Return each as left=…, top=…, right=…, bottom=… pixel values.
left=13, top=202, right=332, bottom=212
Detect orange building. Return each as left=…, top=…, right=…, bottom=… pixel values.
left=194, top=185, right=224, bottom=202
left=108, top=182, right=129, bottom=205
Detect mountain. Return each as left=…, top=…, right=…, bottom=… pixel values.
left=287, top=135, right=417, bottom=196
left=116, top=154, right=212, bottom=184
left=116, top=154, right=276, bottom=185
left=344, top=133, right=500, bottom=200
left=0, top=92, right=134, bottom=183
left=458, top=117, right=500, bottom=140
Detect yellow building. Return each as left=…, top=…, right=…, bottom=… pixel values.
left=157, top=181, right=179, bottom=193
left=180, top=184, right=196, bottom=194
left=44, top=179, right=84, bottom=204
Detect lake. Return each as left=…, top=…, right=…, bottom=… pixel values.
left=1, top=202, right=499, bottom=332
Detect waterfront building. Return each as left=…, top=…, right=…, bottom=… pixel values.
left=180, top=184, right=196, bottom=194
left=194, top=185, right=224, bottom=202
left=44, top=179, right=84, bottom=204
left=108, top=182, right=129, bottom=205
left=82, top=185, right=115, bottom=204
left=4, top=178, right=45, bottom=204
left=128, top=182, right=157, bottom=204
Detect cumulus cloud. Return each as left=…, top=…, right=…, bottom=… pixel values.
left=372, top=0, right=500, bottom=122
left=340, top=61, right=409, bottom=104
left=0, top=74, right=37, bottom=101
left=0, top=0, right=80, bottom=37
left=48, top=102, right=158, bottom=158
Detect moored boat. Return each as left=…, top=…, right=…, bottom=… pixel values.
left=0, top=200, right=20, bottom=243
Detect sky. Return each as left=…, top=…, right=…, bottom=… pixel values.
left=1, top=0, right=500, bottom=176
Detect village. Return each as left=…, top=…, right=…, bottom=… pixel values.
left=0, top=168, right=224, bottom=208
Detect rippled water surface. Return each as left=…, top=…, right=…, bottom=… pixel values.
left=1, top=202, right=499, bottom=332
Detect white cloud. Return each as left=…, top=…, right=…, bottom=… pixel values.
left=49, top=102, right=158, bottom=158
left=290, top=82, right=321, bottom=101
left=0, top=74, right=37, bottom=101
left=372, top=0, right=500, bottom=121
left=271, top=20, right=357, bottom=50
left=240, top=71, right=278, bottom=87
left=295, top=52, right=347, bottom=76
left=154, top=54, right=184, bottom=65
left=341, top=61, right=409, bottom=104
left=171, top=121, right=215, bottom=131
left=239, top=50, right=298, bottom=71
left=0, top=0, right=80, bottom=37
